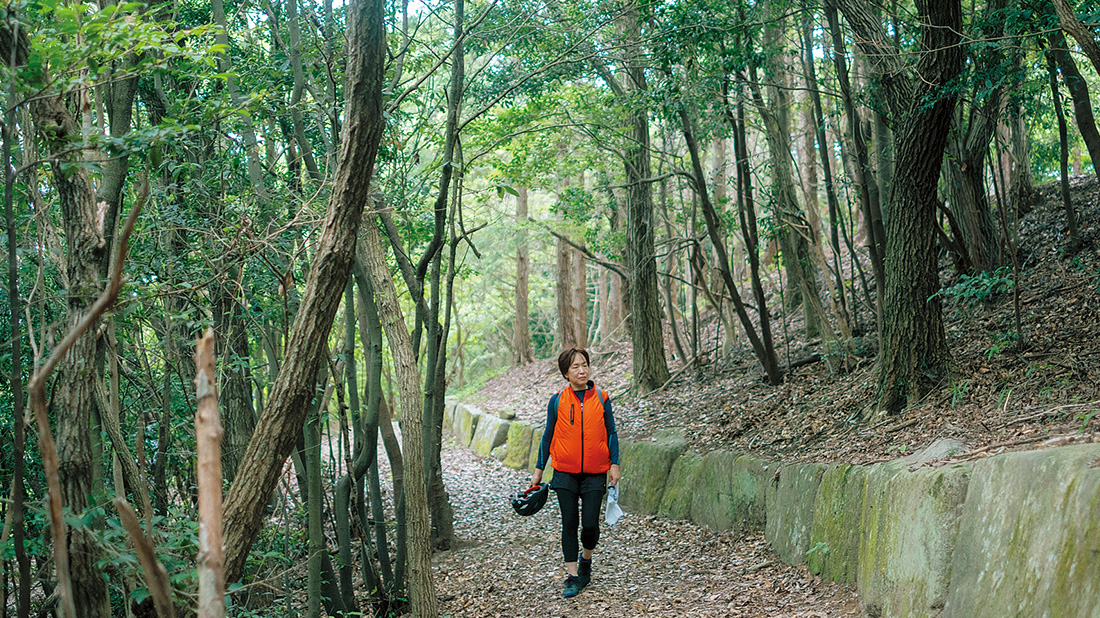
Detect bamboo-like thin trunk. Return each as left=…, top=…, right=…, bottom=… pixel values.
left=195, top=329, right=225, bottom=618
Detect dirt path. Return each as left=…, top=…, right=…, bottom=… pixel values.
left=432, top=441, right=861, bottom=617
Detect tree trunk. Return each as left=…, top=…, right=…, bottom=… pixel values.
left=826, top=0, right=886, bottom=341
left=618, top=4, right=669, bottom=393
left=801, top=10, right=852, bottom=335
left=835, top=0, right=962, bottom=412
left=572, top=245, right=588, bottom=347
left=221, top=0, right=386, bottom=582
left=1047, top=53, right=1081, bottom=245
left=360, top=212, right=437, bottom=617
left=1049, top=30, right=1100, bottom=188
left=513, top=187, right=534, bottom=365
left=940, top=0, right=1009, bottom=274
left=214, top=270, right=256, bottom=485
left=3, top=74, right=31, bottom=618
left=287, top=0, right=324, bottom=182
left=556, top=232, right=578, bottom=347
left=29, top=74, right=113, bottom=618
left=680, top=105, right=782, bottom=384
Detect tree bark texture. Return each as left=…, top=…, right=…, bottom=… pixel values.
left=360, top=214, right=438, bottom=617
left=221, top=0, right=386, bottom=582
left=618, top=5, right=669, bottom=393
left=32, top=85, right=112, bottom=618
left=514, top=187, right=534, bottom=364
left=836, top=0, right=963, bottom=411
left=556, top=233, right=578, bottom=347
left=4, top=65, right=32, bottom=618
left=194, top=330, right=226, bottom=618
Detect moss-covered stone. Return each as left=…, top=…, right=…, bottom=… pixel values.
left=766, top=463, right=827, bottom=565
left=658, top=451, right=703, bottom=520
left=443, top=398, right=458, bottom=435
left=528, top=428, right=544, bottom=472
left=808, top=464, right=868, bottom=583
left=502, top=422, right=535, bottom=470
left=943, top=444, right=1100, bottom=618
left=453, top=405, right=480, bottom=447
left=470, top=415, right=510, bottom=456
left=731, top=455, right=770, bottom=530
left=857, top=459, right=971, bottom=618
left=618, top=429, right=688, bottom=516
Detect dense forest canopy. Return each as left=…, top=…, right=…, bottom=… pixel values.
left=0, top=0, right=1096, bottom=615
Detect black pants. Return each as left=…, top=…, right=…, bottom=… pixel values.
left=553, top=472, right=606, bottom=563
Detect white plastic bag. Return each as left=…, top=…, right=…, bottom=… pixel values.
left=605, top=485, right=625, bottom=526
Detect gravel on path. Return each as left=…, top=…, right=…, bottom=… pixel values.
left=432, top=441, right=861, bottom=617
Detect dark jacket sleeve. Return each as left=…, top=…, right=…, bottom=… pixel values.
left=535, top=394, right=558, bottom=470
left=604, top=395, right=619, bottom=466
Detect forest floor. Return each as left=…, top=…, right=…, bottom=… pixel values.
left=432, top=179, right=1100, bottom=615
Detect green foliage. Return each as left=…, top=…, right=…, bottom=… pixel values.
left=949, top=379, right=970, bottom=408
left=932, top=267, right=1014, bottom=306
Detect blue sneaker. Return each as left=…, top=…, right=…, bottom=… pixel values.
left=578, top=556, right=592, bottom=588
left=562, top=575, right=583, bottom=598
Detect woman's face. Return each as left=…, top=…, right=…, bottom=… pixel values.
left=565, top=353, right=589, bottom=390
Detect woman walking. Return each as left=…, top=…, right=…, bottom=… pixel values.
left=530, top=347, right=620, bottom=598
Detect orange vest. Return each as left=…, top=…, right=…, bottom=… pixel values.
left=549, top=386, right=610, bottom=474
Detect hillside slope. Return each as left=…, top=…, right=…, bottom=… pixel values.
left=466, top=179, right=1100, bottom=465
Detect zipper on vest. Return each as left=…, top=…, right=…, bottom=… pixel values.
left=570, top=403, right=574, bottom=425
left=580, top=390, right=585, bottom=473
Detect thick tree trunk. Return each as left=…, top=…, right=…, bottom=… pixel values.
left=221, top=0, right=386, bottom=582
left=835, top=0, right=962, bottom=412
left=513, top=187, right=534, bottom=364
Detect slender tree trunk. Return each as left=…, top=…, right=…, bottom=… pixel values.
left=287, top=0, right=323, bottom=182
left=1047, top=53, right=1081, bottom=244
left=221, top=0, right=386, bottom=581
left=572, top=245, right=588, bottom=346
left=360, top=213, right=437, bottom=617
left=306, top=393, right=323, bottom=618
left=680, top=106, right=782, bottom=384
left=802, top=10, right=852, bottom=333
left=618, top=4, right=669, bottom=392
left=214, top=270, right=256, bottom=485
left=212, top=0, right=269, bottom=200
left=513, top=187, right=534, bottom=364
left=556, top=232, right=578, bottom=347
left=826, top=0, right=885, bottom=342
left=1049, top=30, right=1100, bottom=189
left=3, top=72, right=31, bottom=618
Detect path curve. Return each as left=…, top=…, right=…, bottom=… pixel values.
left=433, top=440, right=860, bottom=617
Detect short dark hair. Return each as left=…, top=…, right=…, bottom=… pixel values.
left=557, top=348, right=590, bottom=377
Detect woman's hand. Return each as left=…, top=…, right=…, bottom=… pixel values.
left=608, top=464, right=621, bottom=487
left=530, top=468, right=544, bottom=488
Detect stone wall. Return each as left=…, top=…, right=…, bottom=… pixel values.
left=446, top=399, right=1100, bottom=617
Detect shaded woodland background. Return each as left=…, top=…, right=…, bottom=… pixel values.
left=1, top=0, right=1098, bottom=616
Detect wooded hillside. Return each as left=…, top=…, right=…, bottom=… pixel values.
left=1, top=0, right=1097, bottom=616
